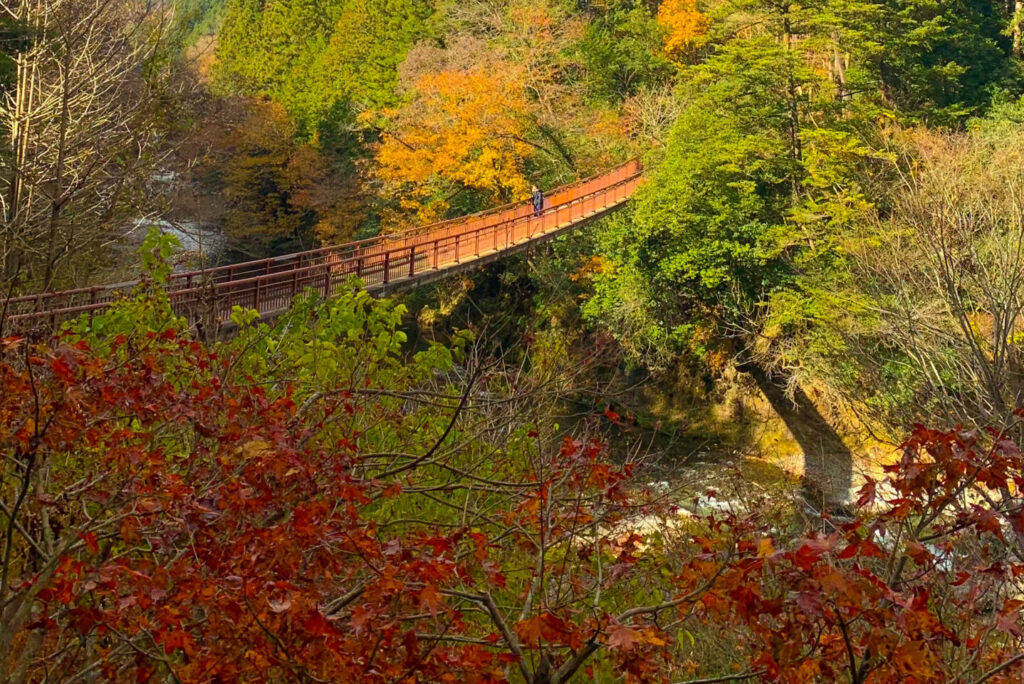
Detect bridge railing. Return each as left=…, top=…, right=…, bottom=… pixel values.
left=365, top=159, right=642, bottom=251
left=2, top=161, right=642, bottom=330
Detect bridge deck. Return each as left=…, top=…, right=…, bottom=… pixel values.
left=2, top=161, right=642, bottom=331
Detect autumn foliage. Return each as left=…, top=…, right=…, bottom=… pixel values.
left=0, top=281, right=684, bottom=682
left=193, top=99, right=364, bottom=250
left=3, top=269, right=1024, bottom=682
left=689, top=422, right=1024, bottom=682
left=1, top=329, right=501, bottom=681
left=657, top=0, right=709, bottom=61
left=371, top=69, right=535, bottom=224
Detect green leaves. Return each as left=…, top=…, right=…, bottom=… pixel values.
left=215, top=0, right=433, bottom=136
left=66, top=228, right=186, bottom=349
left=139, top=226, right=181, bottom=285
left=584, top=2, right=902, bottom=374
left=584, top=34, right=806, bottom=362
left=576, top=0, right=674, bottom=103
left=810, top=0, right=1020, bottom=124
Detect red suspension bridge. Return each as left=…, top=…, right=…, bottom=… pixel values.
left=2, top=160, right=642, bottom=332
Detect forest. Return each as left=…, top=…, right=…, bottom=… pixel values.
left=3, top=0, right=1024, bottom=681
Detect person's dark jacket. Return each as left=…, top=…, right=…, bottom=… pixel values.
left=531, top=189, right=543, bottom=211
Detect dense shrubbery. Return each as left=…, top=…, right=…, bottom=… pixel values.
left=3, top=238, right=1024, bottom=681
left=581, top=1, right=1024, bottom=442
left=6, top=0, right=1024, bottom=679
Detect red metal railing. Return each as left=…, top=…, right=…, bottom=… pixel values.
left=2, top=160, right=642, bottom=330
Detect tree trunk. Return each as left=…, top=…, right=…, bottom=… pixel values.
left=832, top=31, right=849, bottom=100
left=740, top=360, right=854, bottom=512
left=42, top=39, right=73, bottom=292
left=1015, top=0, right=1023, bottom=56
left=1, top=0, right=171, bottom=291
left=782, top=8, right=803, bottom=200
left=4, top=18, right=39, bottom=282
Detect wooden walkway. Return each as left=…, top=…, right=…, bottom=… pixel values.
left=2, top=161, right=642, bottom=331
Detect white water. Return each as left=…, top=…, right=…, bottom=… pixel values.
left=127, top=219, right=228, bottom=266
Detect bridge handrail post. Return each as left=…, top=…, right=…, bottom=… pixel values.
left=409, top=246, right=416, bottom=278
left=454, top=234, right=460, bottom=263
left=383, top=252, right=391, bottom=285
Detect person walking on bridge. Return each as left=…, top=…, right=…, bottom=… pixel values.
left=531, top=185, right=544, bottom=218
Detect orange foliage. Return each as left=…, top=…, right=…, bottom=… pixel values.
left=372, top=68, right=534, bottom=223
left=571, top=255, right=612, bottom=282
left=195, top=99, right=364, bottom=247
left=6, top=311, right=1024, bottom=681
left=657, top=0, right=709, bottom=60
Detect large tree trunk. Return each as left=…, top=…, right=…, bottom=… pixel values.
left=42, top=41, right=72, bottom=292
left=740, top=360, right=854, bottom=512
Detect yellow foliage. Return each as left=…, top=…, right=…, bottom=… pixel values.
left=374, top=67, right=535, bottom=222
left=571, top=255, right=612, bottom=282
left=657, top=0, right=709, bottom=60
left=508, top=2, right=555, bottom=35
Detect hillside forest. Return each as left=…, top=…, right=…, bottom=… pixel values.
left=4, top=0, right=1024, bottom=681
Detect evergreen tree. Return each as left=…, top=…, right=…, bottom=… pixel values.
left=830, top=0, right=1019, bottom=121
left=576, top=0, right=674, bottom=102
left=215, top=0, right=432, bottom=136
